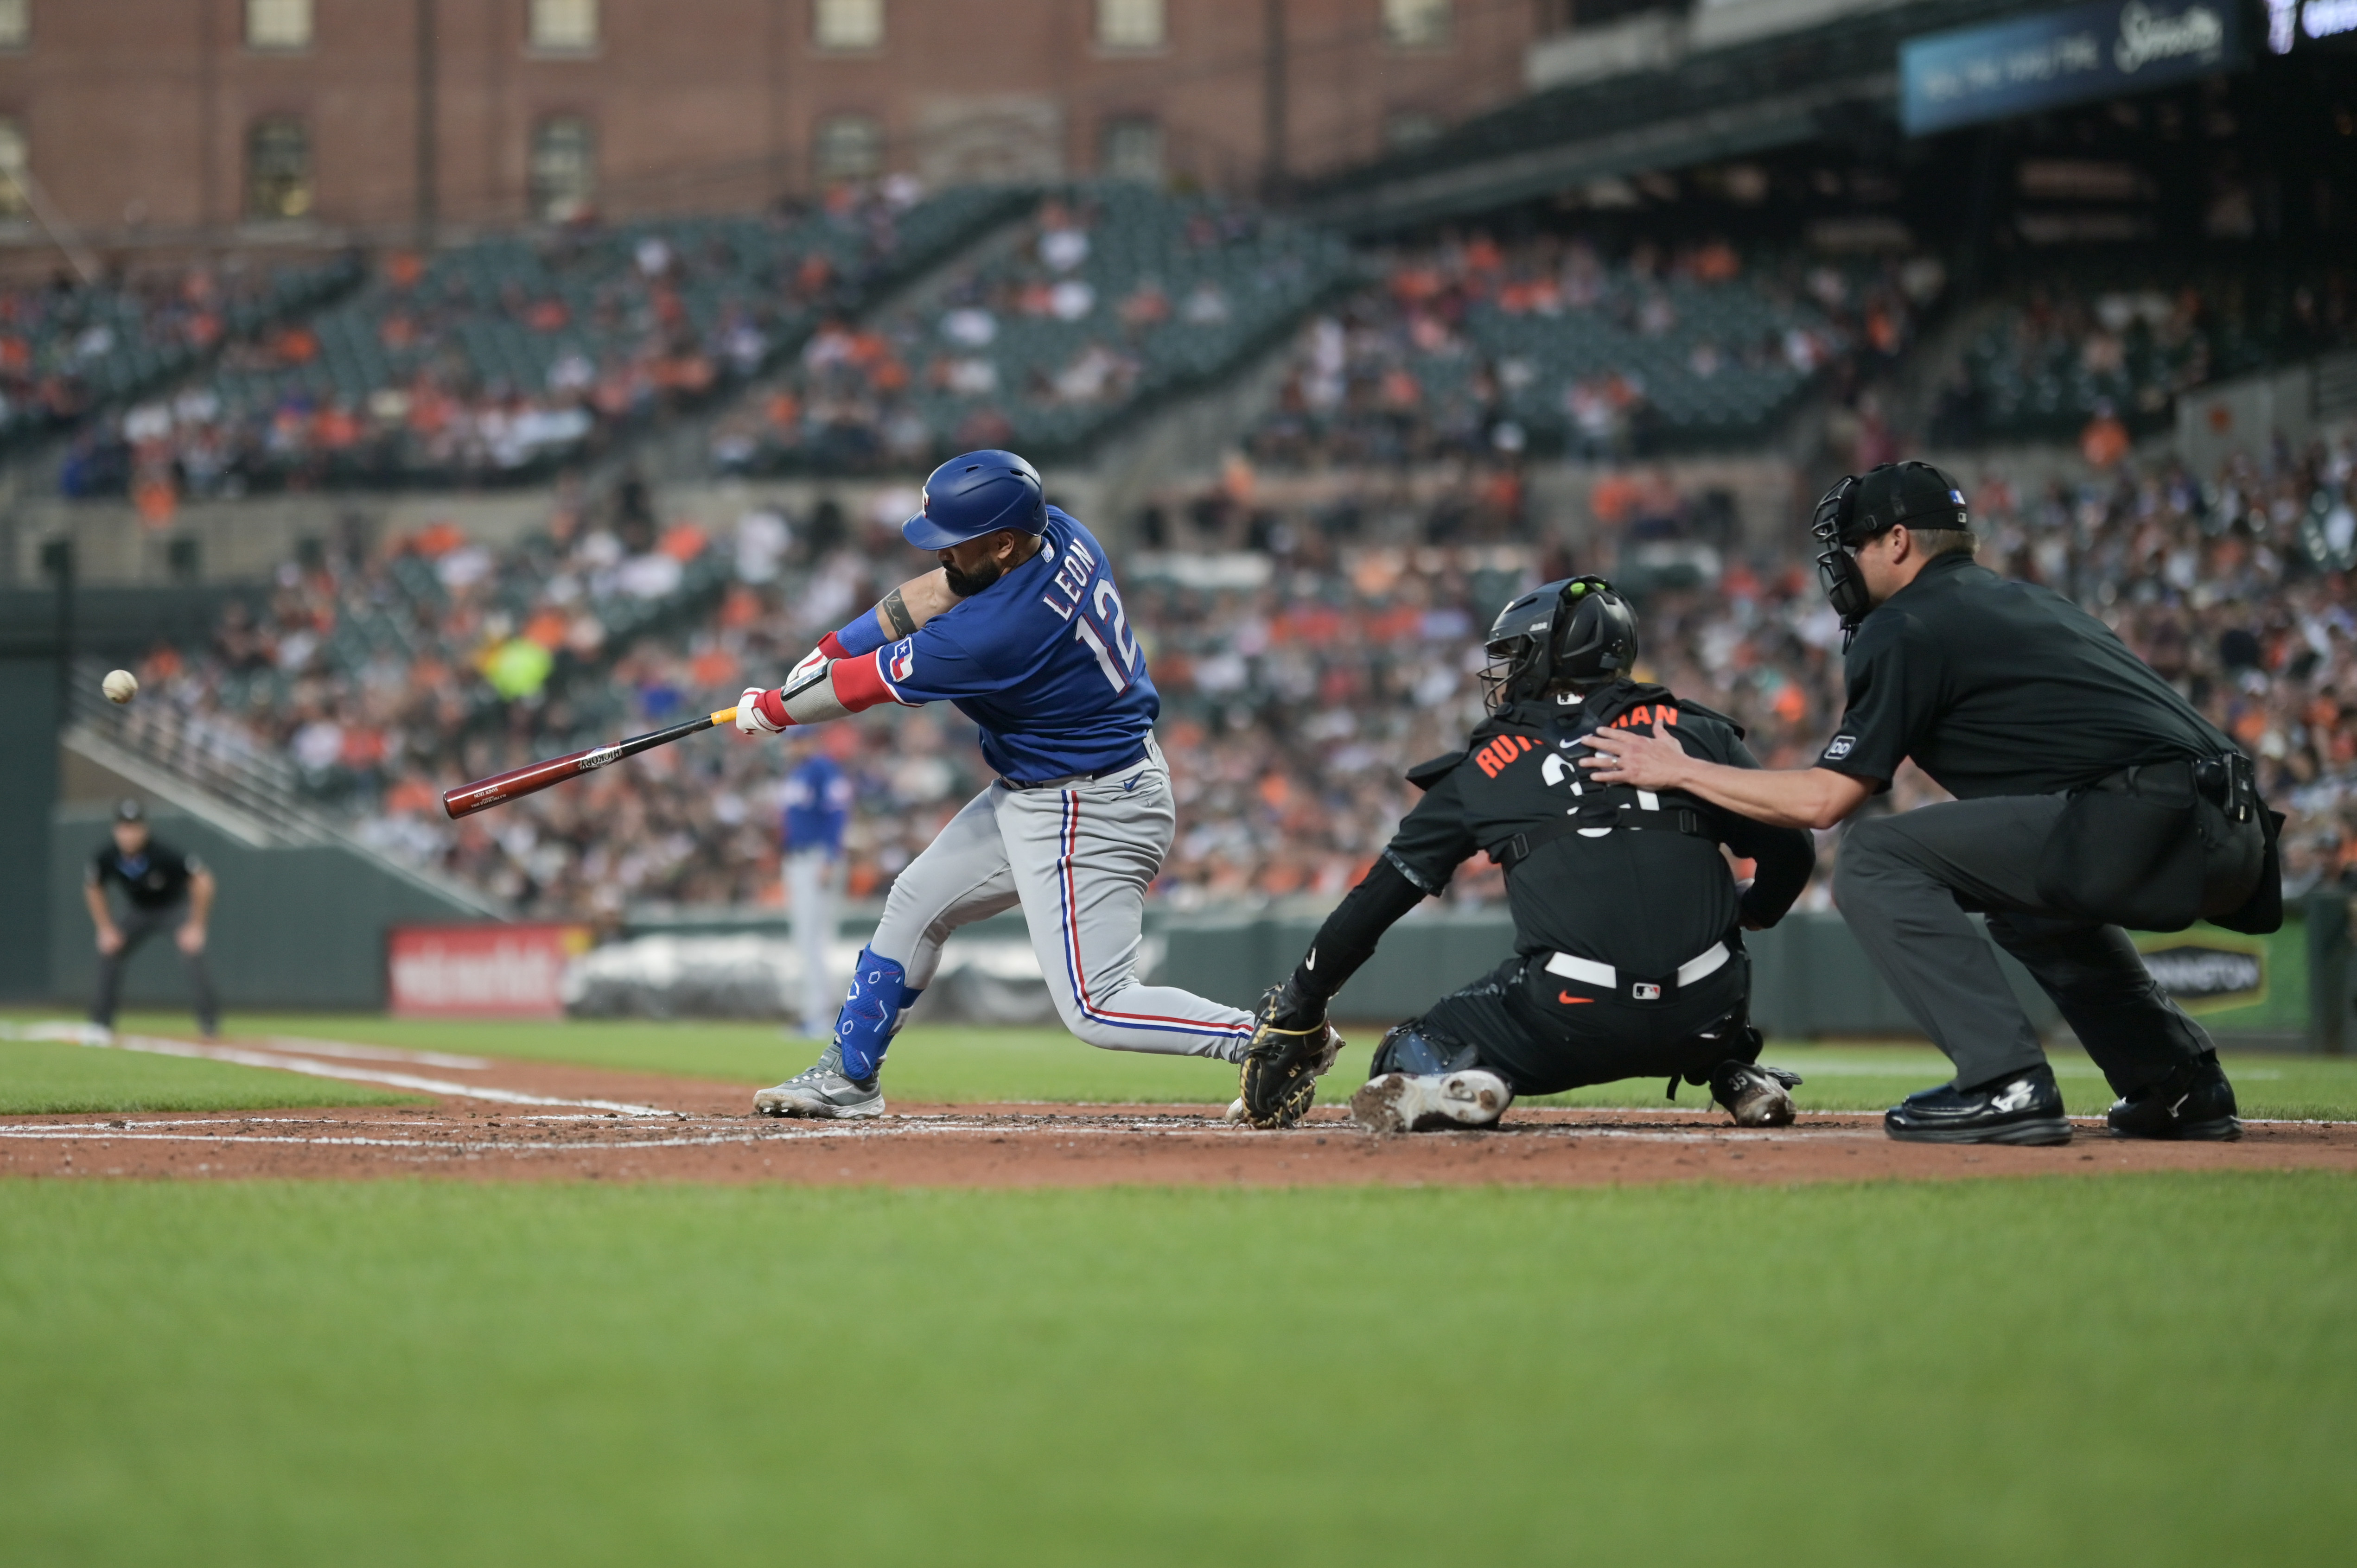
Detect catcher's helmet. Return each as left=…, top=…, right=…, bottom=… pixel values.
left=1479, top=576, right=1638, bottom=711
left=903, top=450, right=1048, bottom=549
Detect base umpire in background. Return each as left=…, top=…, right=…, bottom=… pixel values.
left=1236, top=577, right=1817, bottom=1132
left=84, top=799, right=220, bottom=1040
left=1583, top=463, right=2278, bottom=1146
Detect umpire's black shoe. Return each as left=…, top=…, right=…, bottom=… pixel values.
left=1884, top=1064, right=2071, bottom=1146
left=2106, top=1054, right=2242, bottom=1142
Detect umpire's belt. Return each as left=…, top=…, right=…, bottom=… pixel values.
left=1545, top=941, right=1730, bottom=1003
left=2089, top=753, right=2255, bottom=824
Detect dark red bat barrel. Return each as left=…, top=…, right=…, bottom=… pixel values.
left=442, top=744, right=614, bottom=819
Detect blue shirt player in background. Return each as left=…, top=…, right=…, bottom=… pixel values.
left=735, top=450, right=1337, bottom=1119
left=780, top=730, right=855, bottom=1040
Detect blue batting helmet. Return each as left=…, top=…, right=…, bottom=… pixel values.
left=902, top=450, right=1048, bottom=550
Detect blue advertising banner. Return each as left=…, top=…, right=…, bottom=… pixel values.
left=1901, top=1, right=2243, bottom=136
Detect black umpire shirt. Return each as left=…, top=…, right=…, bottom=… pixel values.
left=1384, top=683, right=1816, bottom=979
left=88, top=840, right=205, bottom=912
left=1817, top=552, right=2234, bottom=799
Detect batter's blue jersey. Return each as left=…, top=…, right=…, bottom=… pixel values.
left=854, top=507, right=1159, bottom=781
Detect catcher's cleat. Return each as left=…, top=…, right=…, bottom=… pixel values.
left=1235, top=987, right=1344, bottom=1130
left=1710, top=1060, right=1801, bottom=1127
left=1350, top=1070, right=1514, bottom=1134
left=755, top=1042, right=886, bottom=1119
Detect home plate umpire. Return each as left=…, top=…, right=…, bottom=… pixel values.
left=1582, top=462, right=2279, bottom=1147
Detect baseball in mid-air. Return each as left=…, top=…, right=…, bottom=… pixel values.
left=102, top=669, right=139, bottom=705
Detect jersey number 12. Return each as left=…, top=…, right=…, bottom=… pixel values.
left=1074, top=579, right=1141, bottom=692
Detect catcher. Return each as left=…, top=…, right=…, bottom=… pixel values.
left=1237, top=577, right=1817, bottom=1132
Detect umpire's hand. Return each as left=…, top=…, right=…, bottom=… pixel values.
left=1578, top=719, right=1689, bottom=788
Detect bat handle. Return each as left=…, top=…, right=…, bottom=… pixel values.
left=712, top=706, right=739, bottom=726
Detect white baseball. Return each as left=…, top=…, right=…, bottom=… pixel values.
left=102, top=669, right=139, bottom=705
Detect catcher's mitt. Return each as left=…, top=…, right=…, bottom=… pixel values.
left=1236, top=986, right=1343, bottom=1130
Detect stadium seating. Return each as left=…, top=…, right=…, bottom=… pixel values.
left=9, top=256, right=357, bottom=464
left=1934, top=265, right=2355, bottom=444
left=1244, top=236, right=1934, bottom=466
left=709, top=184, right=1357, bottom=476
left=68, top=185, right=1019, bottom=495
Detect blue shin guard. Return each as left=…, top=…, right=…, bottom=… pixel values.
left=833, top=948, right=921, bottom=1084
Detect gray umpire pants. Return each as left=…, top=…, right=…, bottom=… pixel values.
left=90, top=900, right=220, bottom=1035
left=1833, top=795, right=2214, bottom=1096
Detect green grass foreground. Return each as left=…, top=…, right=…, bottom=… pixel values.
left=0, top=1037, right=423, bottom=1116
left=1, top=1174, right=2350, bottom=1566
left=21, top=1009, right=2357, bottom=1122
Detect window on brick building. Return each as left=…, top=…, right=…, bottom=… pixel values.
left=814, top=115, right=883, bottom=182
left=1382, top=0, right=1451, bottom=49
left=530, top=0, right=599, bottom=51
left=1096, top=0, right=1164, bottom=49
left=815, top=0, right=884, bottom=50
left=1101, top=119, right=1162, bottom=182
left=247, top=119, right=313, bottom=220
left=530, top=116, right=597, bottom=221
left=247, top=0, right=312, bottom=50
left=0, top=0, right=29, bottom=51
left=0, top=120, right=27, bottom=218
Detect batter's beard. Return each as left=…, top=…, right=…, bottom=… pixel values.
left=943, top=558, right=1004, bottom=597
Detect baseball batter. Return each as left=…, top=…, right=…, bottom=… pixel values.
left=734, top=450, right=1293, bottom=1117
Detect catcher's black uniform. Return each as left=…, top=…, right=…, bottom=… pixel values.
left=1283, top=679, right=1815, bottom=1096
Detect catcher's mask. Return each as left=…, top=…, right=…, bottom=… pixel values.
left=1479, top=576, right=1638, bottom=712
left=1812, top=461, right=1969, bottom=648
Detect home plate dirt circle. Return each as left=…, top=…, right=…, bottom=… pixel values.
left=3, top=1035, right=2352, bottom=1186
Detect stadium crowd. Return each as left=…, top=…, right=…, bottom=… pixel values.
left=58, top=181, right=1011, bottom=499
left=15, top=256, right=355, bottom=470
left=1927, top=264, right=2357, bottom=446
left=102, top=414, right=2357, bottom=921
left=1241, top=232, right=1941, bottom=468
left=705, top=185, right=1351, bottom=476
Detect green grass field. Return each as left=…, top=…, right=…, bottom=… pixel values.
left=2, top=1174, right=2351, bottom=1567
left=0, top=1035, right=423, bottom=1116
left=13, top=1009, right=2357, bottom=1122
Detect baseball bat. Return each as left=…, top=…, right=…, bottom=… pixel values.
left=442, top=705, right=739, bottom=819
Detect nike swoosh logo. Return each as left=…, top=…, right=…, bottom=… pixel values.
left=1122, top=774, right=1142, bottom=791
left=1558, top=992, right=1593, bottom=1005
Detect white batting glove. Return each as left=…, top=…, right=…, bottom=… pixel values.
left=737, top=686, right=786, bottom=735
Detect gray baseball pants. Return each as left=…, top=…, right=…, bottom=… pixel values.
left=869, top=741, right=1255, bottom=1059
left=1834, top=794, right=2215, bottom=1095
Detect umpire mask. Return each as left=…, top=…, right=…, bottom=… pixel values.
left=1810, top=462, right=1969, bottom=647
left=1479, top=576, right=1638, bottom=711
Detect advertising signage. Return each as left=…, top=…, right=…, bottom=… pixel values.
left=1900, top=1, right=2244, bottom=136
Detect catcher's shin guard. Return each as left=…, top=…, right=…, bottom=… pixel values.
left=1236, top=987, right=1342, bottom=1130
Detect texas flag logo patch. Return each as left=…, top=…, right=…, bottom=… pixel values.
left=888, top=638, right=917, bottom=684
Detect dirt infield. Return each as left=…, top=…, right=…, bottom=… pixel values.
left=4, top=1034, right=2354, bottom=1186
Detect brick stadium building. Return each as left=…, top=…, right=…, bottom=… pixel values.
left=0, top=0, right=1539, bottom=251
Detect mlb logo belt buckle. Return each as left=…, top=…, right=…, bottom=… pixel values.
left=1631, top=982, right=1662, bottom=1001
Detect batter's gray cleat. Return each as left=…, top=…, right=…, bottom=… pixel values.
left=1711, top=1060, right=1800, bottom=1127
left=754, top=1043, right=885, bottom=1119
left=1350, top=1070, right=1514, bottom=1134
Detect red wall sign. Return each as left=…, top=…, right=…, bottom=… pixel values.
left=387, top=924, right=592, bottom=1019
